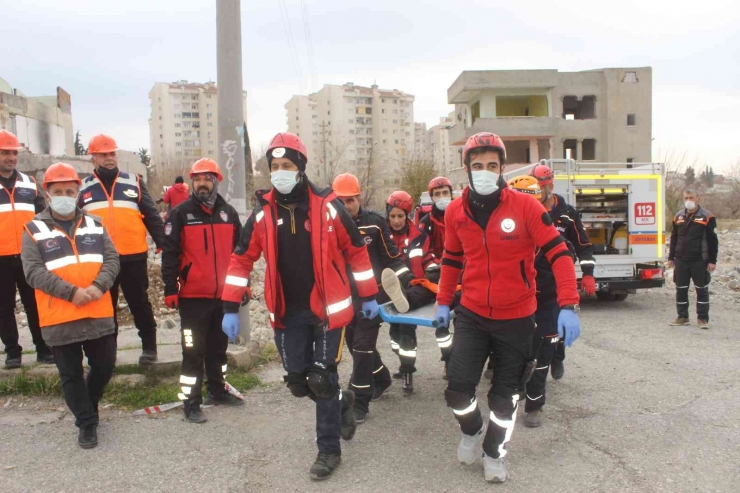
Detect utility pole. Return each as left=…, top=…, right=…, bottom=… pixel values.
left=217, top=0, right=249, bottom=343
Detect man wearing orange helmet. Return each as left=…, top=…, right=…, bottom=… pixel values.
left=0, top=130, right=54, bottom=367
left=434, top=132, right=581, bottom=483
left=162, top=159, right=244, bottom=423
left=21, top=162, right=120, bottom=449
left=221, top=133, right=379, bottom=480
left=332, top=173, right=410, bottom=418
left=79, top=134, right=164, bottom=365
left=531, top=163, right=595, bottom=380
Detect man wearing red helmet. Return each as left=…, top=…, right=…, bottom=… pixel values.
left=162, top=159, right=244, bottom=423
left=221, top=133, right=379, bottom=480
left=434, top=132, right=581, bottom=483
left=531, top=163, right=596, bottom=380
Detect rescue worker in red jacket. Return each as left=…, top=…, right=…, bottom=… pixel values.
left=0, top=130, right=54, bottom=368
left=78, top=134, right=165, bottom=365
left=162, top=159, right=244, bottom=424
left=435, top=133, right=582, bottom=483
left=158, top=176, right=190, bottom=214
left=531, top=164, right=596, bottom=380
left=220, top=133, right=379, bottom=481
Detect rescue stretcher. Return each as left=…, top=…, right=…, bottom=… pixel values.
left=359, top=302, right=453, bottom=328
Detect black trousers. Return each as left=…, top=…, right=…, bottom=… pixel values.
left=275, top=309, right=344, bottom=455
left=525, top=300, right=560, bottom=412
left=177, top=299, right=229, bottom=407
left=445, top=306, right=535, bottom=459
left=111, top=258, right=157, bottom=350
left=390, top=323, right=419, bottom=373
left=675, top=259, right=711, bottom=321
left=0, top=255, right=47, bottom=357
left=52, top=334, right=117, bottom=428
left=403, top=279, right=454, bottom=364
left=345, top=314, right=392, bottom=413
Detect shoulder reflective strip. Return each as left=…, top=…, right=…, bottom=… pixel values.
left=408, top=248, right=423, bottom=258
left=352, top=269, right=375, bottom=281
left=111, top=200, right=140, bottom=210
left=116, top=174, right=138, bottom=186
left=33, top=229, right=66, bottom=241
left=255, top=211, right=264, bottom=223
left=45, top=256, right=78, bottom=271
left=80, top=178, right=99, bottom=191
left=269, top=312, right=275, bottom=322
left=453, top=399, right=477, bottom=416
left=326, top=295, right=352, bottom=315
left=579, top=260, right=596, bottom=265
left=225, top=275, right=249, bottom=287
left=398, top=348, right=416, bottom=357
left=78, top=254, right=104, bottom=264
left=326, top=202, right=337, bottom=219
left=32, top=220, right=51, bottom=233
left=180, top=375, right=197, bottom=385
left=395, top=267, right=409, bottom=276
left=15, top=180, right=37, bottom=190
left=11, top=203, right=36, bottom=212
left=76, top=217, right=104, bottom=235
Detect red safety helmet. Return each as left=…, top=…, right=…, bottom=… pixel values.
left=462, top=132, right=507, bottom=165
left=189, top=158, right=223, bottom=182
left=530, top=164, right=554, bottom=186
left=42, top=162, right=81, bottom=189
left=428, top=176, right=453, bottom=196
left=0, top=130, right=22, bottom=151
left=386, top=190, right=413, bottom=215
left=267, top=132, right=308, bottom=164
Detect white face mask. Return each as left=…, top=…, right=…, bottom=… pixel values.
left=471, top=170, right=500, bottom=196
left=48, top=195, right=77, bottom=216
left=271, top=170, right=299, bottom=195
left=685, top=200, right=696, bottom=211
left=434, top=196, right=452, bottom=211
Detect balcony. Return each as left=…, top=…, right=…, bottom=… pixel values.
left=449, top=117, right=557, bottom=145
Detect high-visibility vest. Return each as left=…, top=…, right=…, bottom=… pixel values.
left=0, top=172, right=38, bottom=256
left=24, top=216, right=113, bottom=328
left=79, top=171, right=148, bottom=255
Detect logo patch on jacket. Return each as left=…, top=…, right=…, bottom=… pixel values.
left=43, top=239, right=61, bottom=253
left=220, top=211, right=228, bottom=222
left=304, top=219, right=311, bottom=232
left=83, top=192, right=93, bottom=202
left=501, top=218, right=516, bottom=233
left=81, top=237, right=96, bottom=246
left=364, top=236, right=373, bottom=245
left=123, top=189, right=138, bottom=198
left=165, top=223, right=172, bottom=236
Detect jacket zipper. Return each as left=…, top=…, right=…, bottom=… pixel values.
left=465, top=206, right=494, bottom=317
left=332, top=260, right=346, bottom=286
left=209, top=215, right=219, bottom=298
left=203, top=228, right=209, bottom=253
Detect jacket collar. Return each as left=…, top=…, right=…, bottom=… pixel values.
left=256, top=179, right=335, bottom=207
left=34, top=207, right=85, bottom=227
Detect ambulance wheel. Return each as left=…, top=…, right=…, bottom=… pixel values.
left=596, top=292, right=616, bottom=301
left=613, top=293, right=628, bottom=301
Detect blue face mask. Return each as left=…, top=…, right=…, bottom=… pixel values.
left=471, top=170, right=500, bottom=196
left=271, top=170, right=299, bottom=194
left=49, top=195, right=77, bottom=216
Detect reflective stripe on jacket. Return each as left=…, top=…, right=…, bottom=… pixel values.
left=0, top=172, right=38, bottom=255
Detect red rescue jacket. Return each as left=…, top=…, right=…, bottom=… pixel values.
left=417, top=208, right=445, bottom=262
left=163, top=184, right=190, bottom=210
left=437, top=187, right=579, bottom=320
left=389, top=219, right=434, bottom=279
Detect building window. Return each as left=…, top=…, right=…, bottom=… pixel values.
left=207, top=122, right=213, bottom=127
left=174, top=113, right=181, bottom=118
left=206, top=113, right=212, bottom=119
left=206, top=104, right=212, bottom=108
left=175, top=132, right=181, bottom=137
left=626, top=158, right=634, bottom=163
left=627, top=114, right=636, bottom=126
left=582, top=139, right=596, bottom=160
left=562, top=96, right=596, bottom=120
left=157, top=97, right=161, bottom=102
left=327, top=111, right=331, bottom=115
left=381, top=99, right=385, bottom=103
left=563, top=139, right=578, bottom=159
left=206, top=94, right=212, bottom=99
left=208, top=140, right=214, bottom=145
left=176, top=142, right=182, bottom=147
left=348, top=119, right=353, bottom=124
left=182, top=112, right=191, bottom=118
left=175, top=123, right=181, bottom=128
left=296, top=116, right=299, bottom=120
left=159, top=116, right=162, bottom=120
left=622, top=71, right=638, bottom=83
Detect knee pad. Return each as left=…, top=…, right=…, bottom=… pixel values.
left=283, top=372, right=311, bottom=398
left=445, top=379, right=476, bottom=410
left=487, top=387, right=520, bottom=416
left=307, top=366, right=338, bottom=400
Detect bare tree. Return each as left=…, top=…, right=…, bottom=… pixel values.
left=146, top=153, right=194, bottom=208
left=658, top=148, right=705, bottom=230
left=400, top=158, right=437, bottom=205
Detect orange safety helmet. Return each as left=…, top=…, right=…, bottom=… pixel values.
left=332, top=173, right=361, bottom=197
left=88, top=134, right=118, bottom=154
left=42, top=162, right=81, bottom=190
left=189, top=158, right=223, bottom=182
left=507, top=175, right=542, bottom=200
left=0, top=130, right=22, bottom=151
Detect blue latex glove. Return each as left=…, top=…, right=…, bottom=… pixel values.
left=222, top=313, right=240, bottom=343
left=435, top=304, right=451, bottom=328
left=557, top=309, right=581, bottom=347
left=361, top=299, right=380, bottom=320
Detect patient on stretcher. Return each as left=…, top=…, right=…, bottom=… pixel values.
left=381, top=265, right=460, bottom=314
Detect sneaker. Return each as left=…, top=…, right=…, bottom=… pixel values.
left=340, top=390, right=357, bottom=441
left=204, top=391, right=244, bottom=406
left=36, top=348, right=55, bottom=364
left=697, top=319, right=710, bottom=329
left=550, top=359, right=564, bottom=380
left=371, top=381, right=391, bottom=401
left=669, top=317, right=690, bottom=326
left=402, top=372, right=413, bottom=396
left=138, top=350, right=158, bottom=366
left=353, top=407, right=367, bottom=424
left=524, top=409, right=542, bottom=428
left=78, top=424, right=98, bottom=449
left=382, top=268, right=409, bottom=313
left=4, top=353, right=21, bottom=370
left=483, top=454, right=509, bottom=483
left=184, top=405, right=208, bottom=424
left=457, top=426, right=485, bottom=465
left=309, top=452, right=341, bottom=480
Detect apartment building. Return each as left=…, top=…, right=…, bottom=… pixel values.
left=285, top=83, right=415, bottom=202
left=446, top=68, right=652, bottom=175
left=149, top=80, right=248, bottom=166
left=424, top=113, right=457, bottom=176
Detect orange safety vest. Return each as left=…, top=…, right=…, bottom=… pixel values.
left=0, top=172, right=38, bottom=256
left=79, top=171, right=148, bottom=255
left=24, top=216, right=113, bottom=328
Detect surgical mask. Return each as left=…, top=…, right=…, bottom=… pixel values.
left=271, top=170, right=299, bottom=195
left=471, top=170, right=500, bottom=196
left=49, top=196, right=77, bottom=216
left=685, top=200, right=696, bottom=211
left=434, top=197, right=452, bottom=211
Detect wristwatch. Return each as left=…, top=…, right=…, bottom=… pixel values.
left=561, top=304, right=581, bottom=315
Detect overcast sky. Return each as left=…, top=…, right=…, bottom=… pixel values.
left=3, top=0, right=739, bottom=172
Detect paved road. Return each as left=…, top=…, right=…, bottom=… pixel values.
left=1, top=290, right=739, bottom=492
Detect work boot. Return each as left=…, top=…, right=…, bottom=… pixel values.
left=340, top=389, right=357, bottom=440
left=4, top=352, right=21, bottom=370
left=371, top=381, right=391, bottom=401
left=309, top=452, right=341, bottom=481
left=184, top=404, right=207, bottom=424
left=697, top=319, right=710, bottom=329
left=382, top=268, right=409, bottom=313
left=78, top=424, right=98, bottom=449
left=353, top=407, right=367, bottom=424
left=669, top=317, right=690, bottom=326
left=36, top=348, right=55, bottom=364
left=483, top=454, right=509, bottom=483
left=457, top=426, right=485, bottom=465
left=402, top=372, right=413, bottom=396
left=524, top=409, right=542, bottom=428
left=550, top=359, right=564, bottom=380
left=205, top=391, right=244, bottom=406
left=138, top=349, right=158, bottom=366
